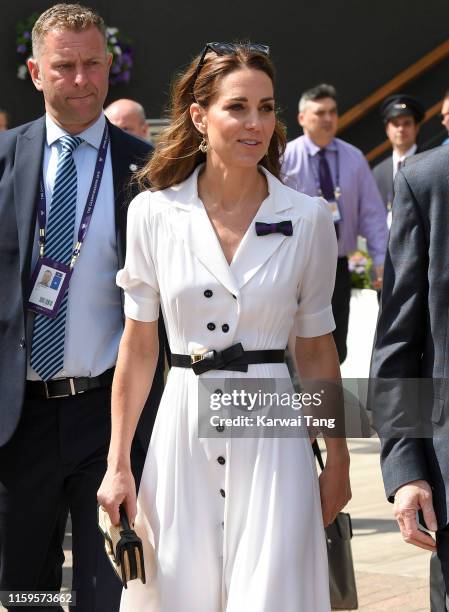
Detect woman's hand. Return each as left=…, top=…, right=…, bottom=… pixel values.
left=97, top=464, right=137, bottom=526
left=319, top=447, right=351, bottom=527
left=97, top=318, right=159, bottom=526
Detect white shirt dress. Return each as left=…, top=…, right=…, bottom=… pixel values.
left=117, top=165, right=337, bottom=612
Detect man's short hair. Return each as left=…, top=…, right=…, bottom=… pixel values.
left=32, top=3, right=106, bottom=58
left=298, top=83, right=337, bottom=113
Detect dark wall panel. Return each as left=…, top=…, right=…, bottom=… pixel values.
left=2, top=0, right=449, bottom=151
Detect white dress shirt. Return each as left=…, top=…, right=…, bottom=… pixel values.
left=392, top=143, right=417, bottom=179
left=27, top=113, right=123, bottom=380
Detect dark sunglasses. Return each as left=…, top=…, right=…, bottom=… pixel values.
left=193, top=41, right=270, bottom=83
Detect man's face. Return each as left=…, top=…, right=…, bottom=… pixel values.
left=27, top=27, right=112, bottom=133
left=441, top=98, right=449, bottom=134
left=0, top=113, right=8, bottom=131
left=298, top=97, right=338, bottom=146
left=385, top=115, right=419, bottom=151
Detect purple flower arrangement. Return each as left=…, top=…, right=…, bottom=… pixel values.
left=16, top=16, right=133, bottom=86
left=15, top=12, right=38, bottom=80
left=106, top=27, right=133, bottom=85
left=348, top=250, right=373, bottom=289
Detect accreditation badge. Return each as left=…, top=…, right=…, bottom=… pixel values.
left=28, top=257, right=72, bottom=318
left=326, top=199, right=342, bottom=223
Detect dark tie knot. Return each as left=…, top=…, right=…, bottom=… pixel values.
left=318, top=148, right=327, bottom=158
left=59, top=135, right=83, bottom=153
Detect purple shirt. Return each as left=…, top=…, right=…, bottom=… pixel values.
left=281, top=134, right=388, bottom=266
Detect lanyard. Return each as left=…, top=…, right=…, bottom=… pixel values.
left=309, top=142, right=341, bottom=201
left=37, top=124, right=109, bottom=268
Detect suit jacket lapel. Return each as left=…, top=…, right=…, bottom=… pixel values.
left=109, top=122, right=133, bottom=270
left=387, top=157, right=394, bottom=202
left=14, top=117, right=45, bottom=294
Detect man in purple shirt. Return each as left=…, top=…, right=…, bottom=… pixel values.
left=282, top=83, right=388, bottom=363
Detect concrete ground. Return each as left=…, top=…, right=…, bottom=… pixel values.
left=344, top=438, right=431, bottom=611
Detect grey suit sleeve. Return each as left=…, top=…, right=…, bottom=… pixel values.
left=370, top=169, right=429, bottom=501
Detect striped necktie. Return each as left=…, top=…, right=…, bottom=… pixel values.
left=30, top=134, right=83, bottom=381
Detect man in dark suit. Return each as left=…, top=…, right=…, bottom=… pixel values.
left=371, top=144, right=449, bottom=609
left=373, top=94, right=424, bottom=224
left=0, top=4, right=165, bottom=611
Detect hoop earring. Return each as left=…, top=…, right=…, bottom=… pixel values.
left=198, top=137, right=209, bottom=153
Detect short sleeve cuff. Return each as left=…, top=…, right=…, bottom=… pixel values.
left=295, top=306, right=335, bottom=338
left=123, top=293, right=159, bottom=322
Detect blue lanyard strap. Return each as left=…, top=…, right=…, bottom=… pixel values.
left=37, top=124, right=109, bottom=268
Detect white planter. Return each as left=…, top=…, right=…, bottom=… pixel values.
left=340, top=288, right=379, bottom=379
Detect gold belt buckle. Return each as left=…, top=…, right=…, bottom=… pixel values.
left=191, top=354, right=204, bottom=364
left=190, top=349, right=215, bottom=364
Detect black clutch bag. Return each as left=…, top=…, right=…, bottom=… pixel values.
left=313, top=440, right=358, bottom=610
left=97, top=504, right=146, bottom=588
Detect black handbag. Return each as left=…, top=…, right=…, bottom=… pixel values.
left=313, top=440, right=358, bottom=610
left=97, top=504, right=146, bottom=588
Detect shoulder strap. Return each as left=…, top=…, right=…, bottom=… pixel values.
left=312, top=439, right=325, bottom=471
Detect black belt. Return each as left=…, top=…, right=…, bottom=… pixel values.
left=171, top=343, right=285, bottom=375
left=26, top=367, right=115, bottom=399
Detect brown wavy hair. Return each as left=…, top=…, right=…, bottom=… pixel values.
left=136, top=43, right=286, bottom=191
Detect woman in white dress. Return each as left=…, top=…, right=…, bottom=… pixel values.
left=98, top=42, right=351, bottom=611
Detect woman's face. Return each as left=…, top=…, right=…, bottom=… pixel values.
left=196, top=67, right=276, bottom=169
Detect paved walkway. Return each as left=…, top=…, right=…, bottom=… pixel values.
left=344, top=438, right=430, bottom=611
left=19, top=437, right=429, bottom=612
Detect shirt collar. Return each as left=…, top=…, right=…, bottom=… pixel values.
left=392, top=143, right=417, bottom=166
left=45, top=112, right=106, bottom=149
left=303, top=133, right=338, bottom=156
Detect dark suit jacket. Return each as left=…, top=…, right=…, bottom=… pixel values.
left=0, top=115, right=166, bottom=450
left=372, top=156, right=394, bottom=210
left=370, top=145, right=449, bottom=527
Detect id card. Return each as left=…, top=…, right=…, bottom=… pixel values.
left=28, top=257, right=72, bottom=318
left=326, top=199, right=342, bottom=223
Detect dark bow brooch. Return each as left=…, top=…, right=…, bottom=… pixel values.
left=255, top=220, right=293, bottom=236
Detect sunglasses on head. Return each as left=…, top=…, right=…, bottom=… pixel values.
left=193, top=41, right=270, bottom=84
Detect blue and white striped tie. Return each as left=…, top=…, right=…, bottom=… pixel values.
left=30, top=135, right=83, bottom=381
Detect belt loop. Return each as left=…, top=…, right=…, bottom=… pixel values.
left=69, top=378, right=76, bottom=395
